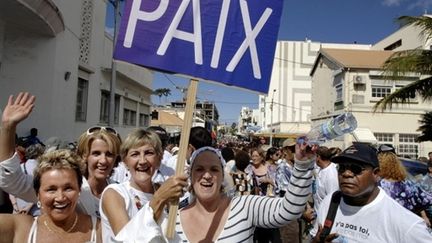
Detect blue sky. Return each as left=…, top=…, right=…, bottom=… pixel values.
left=107, top=0, right=431, bottom=124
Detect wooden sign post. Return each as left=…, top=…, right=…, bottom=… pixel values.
left=166, top=78, right=199, bottom=238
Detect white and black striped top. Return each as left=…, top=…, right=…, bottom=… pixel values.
left=174, top=159, right=314, bottom=242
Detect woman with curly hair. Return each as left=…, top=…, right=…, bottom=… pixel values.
left=0, top=149, right=100, bottom=242
left=0, top=92, right=122, bottom=218
left=377, top=145, right=432, bottom=226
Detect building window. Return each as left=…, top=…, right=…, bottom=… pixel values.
left=372, top=86, right=391, bottom=98
left=335, top=84, right=342, bottom=101
left=75, top=78, right=89, bottom=122
left=139, top=113, right=150, bottom=127
left=375, top=133, right=394, bottom=151
left=374, top=133, right=394, bottom=143
left=123, top=109, right=137, bottom=126
left=100, top=91, right=120, bottom=124
left=384, top=39, right=402, bottom=51
left=100, top=92, right=109, bottom=124
left=398, top=134, right=418, bottom=159
left=395, top=85, right=416, bottom=99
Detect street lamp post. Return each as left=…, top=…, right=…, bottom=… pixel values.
left=109, top=0, right=122, bottom=126
left=270, top=89, right=276, bottom=146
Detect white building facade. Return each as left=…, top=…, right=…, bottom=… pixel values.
left=310, top=48, right=432, bottom=158
left=0, top=0, right=154, bottom=142
left=257, top=16, right=432, bottom=157
left=258, top=41, right=370, bottom=136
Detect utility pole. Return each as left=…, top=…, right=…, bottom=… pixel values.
left=109, top=0, right=121, bottom=126
left=270, top=89, right=276, bottom=146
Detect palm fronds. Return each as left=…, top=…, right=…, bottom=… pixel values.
left=417, top=111, right=432, bottom=142
left=373, top=76, right=432, bottom=111
left=397, top=16, right=432, bottom=41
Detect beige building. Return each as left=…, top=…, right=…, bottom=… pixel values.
left=253, top=16, right=432, bottom=157
left=0, top=0, right=154, bottom=142
left=258, top=41, right=371, bottom=137
left=310, top=47, right=432, bottom=158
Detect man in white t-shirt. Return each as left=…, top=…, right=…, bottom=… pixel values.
left=309, top=146, right=339, bottom=238
left=312, top=143, right=432, bottom=243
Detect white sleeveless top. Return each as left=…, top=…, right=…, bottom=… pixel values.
left=28, top=215, right=97, bottom=243
left=100, top=181, right=153, bottom=243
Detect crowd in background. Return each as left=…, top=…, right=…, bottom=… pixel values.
left=1, top=92, right=432, bottom=242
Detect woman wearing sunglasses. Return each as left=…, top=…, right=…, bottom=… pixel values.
left=75, top=126, right=121, bottom=217
left=0, top=92, right=121, bottom=218
left=377, top=147, right=432, bottom=227
left=99, top=129, right=188, bottom=242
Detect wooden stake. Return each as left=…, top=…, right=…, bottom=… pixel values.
left=165, top=78, right=199, bottom=239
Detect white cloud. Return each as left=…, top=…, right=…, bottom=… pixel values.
left=382, top=0, right=404, bottom=6
left=409, top=0, right=432, bottom=10
left=382, top=0, right=432, bottom=12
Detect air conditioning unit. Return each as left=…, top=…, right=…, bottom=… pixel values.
left=353, top=75, right=366, bottom=84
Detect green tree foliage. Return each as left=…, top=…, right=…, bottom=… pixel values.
left=417, top=112, right=432, bottom=142
left=374, top=16, right=432, bottom=111
left=153, top=88, right=171, bottom=103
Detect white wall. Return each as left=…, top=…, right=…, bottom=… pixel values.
left=311, top=55, right=432, bottom=155
left=372, top=23, right=427, bottom=51
left=0, top=0, right=154, bottom=142
left=261, top=40, right=371, bottom=135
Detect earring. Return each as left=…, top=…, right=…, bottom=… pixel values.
left=37, top=201, right=41, bottom=208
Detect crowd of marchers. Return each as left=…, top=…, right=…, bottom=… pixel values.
left=0, top=92, right=432, bottom=243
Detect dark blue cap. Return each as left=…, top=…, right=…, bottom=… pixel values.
left=331, top=143, right=379, bottom=168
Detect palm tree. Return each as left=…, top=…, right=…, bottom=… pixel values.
left=153, top=88, right=172, bottom=104
left=374, top=15, right=432, bottom=111
left=162, top=88, right=171, bottom=103
left=417, top=111, right=432, bottom=142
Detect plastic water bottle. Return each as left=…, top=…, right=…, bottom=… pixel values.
left=305, top=112, right=357, bottom=145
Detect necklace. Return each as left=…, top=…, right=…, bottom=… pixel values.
left=43, top=214, right=78, bottom=234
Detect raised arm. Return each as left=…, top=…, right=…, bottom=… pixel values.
left=0, top=93, right=37, bottom=202
left=0, top=92, right=35, bottom=161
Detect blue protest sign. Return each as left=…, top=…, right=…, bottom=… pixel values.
left=114, top=0, right=283, bottom=93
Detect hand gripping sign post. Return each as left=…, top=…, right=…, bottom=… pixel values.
left=114, top=0, right=283, bottom=238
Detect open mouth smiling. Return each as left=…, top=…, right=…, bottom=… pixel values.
left=136, top=163, right=151, bottom=173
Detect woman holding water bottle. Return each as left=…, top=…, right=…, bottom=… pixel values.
left=113, top=142, right=317, bottom=242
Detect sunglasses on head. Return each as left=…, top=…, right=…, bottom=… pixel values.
left=337, top=163, right=368, bottom=175
left=86, top=126, right=118, bottom=136
left=377, top=144, right=395, bottom=154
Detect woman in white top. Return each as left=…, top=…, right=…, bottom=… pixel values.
left=100, top=129, right=187, bottom=242
left=75, top=125, right=122, bottom=217
left=0, top=149, right=100, bottom=243
left=0, top=92, right=122, bottom=217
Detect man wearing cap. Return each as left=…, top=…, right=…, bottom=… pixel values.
left=312, top=143, right=432, bottom=242
left=276, top=138, right=296, bottom=196
left=276, top=138, right=301, bottom=243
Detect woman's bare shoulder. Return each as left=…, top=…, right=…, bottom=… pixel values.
left=0, top=214, right=33, bottom=243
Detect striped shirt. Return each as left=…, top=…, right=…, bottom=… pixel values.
left=174, top=159, right=314, bottom=242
